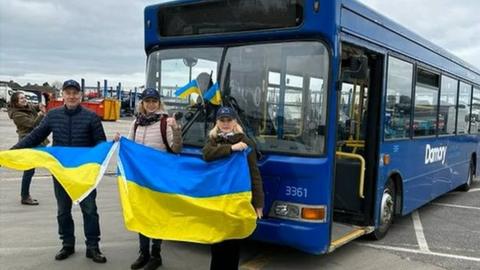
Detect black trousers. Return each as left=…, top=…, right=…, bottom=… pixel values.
left=210, top=240, right=240, bottom=270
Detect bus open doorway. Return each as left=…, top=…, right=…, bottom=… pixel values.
left=330, top=43, right=384, bottom=251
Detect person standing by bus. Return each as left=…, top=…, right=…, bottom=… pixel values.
left=115, top=87, right=182, bottom=270
left=12, top=79, right=108, bottom=263
left=7, top=91, right=49, bottom=205
left=202, top=106, right=264, bottom=270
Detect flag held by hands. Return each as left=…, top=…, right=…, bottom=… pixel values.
left=0, top=142, right=116, bottom=203
left=117, top=137, right=257, bottom=244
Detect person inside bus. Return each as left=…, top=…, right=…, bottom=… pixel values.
left=114, top=87, right=182, bottom=270
left=7, top=91, right=49, bottom=205
left=202, top=106, right=264, bottom=270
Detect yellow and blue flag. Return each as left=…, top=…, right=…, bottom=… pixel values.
left=174, top=80, right=201, bottom=99
left=0, top=142, right=117, bottom=203
left=203, top=82, right=222, bottom=105
left=117, top=137, right=257, bottom=244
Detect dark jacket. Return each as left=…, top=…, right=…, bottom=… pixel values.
left=202, top=133, right=264, bottom=208
left=7, top=104, right=49, bottom=146
left=13, top=105, right=106, bottom=149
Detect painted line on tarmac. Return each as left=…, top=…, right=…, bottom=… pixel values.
left=430, top=202, right=480, bottom=211
left=1, top=172, right=117, bottom=182
left=0, top=175, right=52, bottom=181
left=447, top=187, right=480, bottom=195
left=0, top=240, right=134, bottom=255
left=411, top=210, right=429, bottom=252
left=358, top=243, right=480, bottom=263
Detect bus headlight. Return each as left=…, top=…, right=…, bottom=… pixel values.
left=269, top=201, right=327, bottom=223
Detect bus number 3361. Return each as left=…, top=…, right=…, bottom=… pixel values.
left=286, top=186, right=308, bottom=198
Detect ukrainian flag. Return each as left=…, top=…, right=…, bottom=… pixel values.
left=203, top=82, right=222, bottom=105
left=0, top=142, right=117, bottom=203
left=117, top=137, right=257, bottom=244
left=174, top=80, right=201, bottom=99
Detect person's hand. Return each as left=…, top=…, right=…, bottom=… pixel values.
left=256, top=208, right=263, bottom=219
left=39, top=104, right=46, bottom=113
left=113, top=132, right=121, bottom=142
left=231, top=142, right=248, bottom=151
left=166, top=117, right=178, bottom=129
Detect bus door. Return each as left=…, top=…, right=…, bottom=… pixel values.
left=330, top=43, right=383, bottom=250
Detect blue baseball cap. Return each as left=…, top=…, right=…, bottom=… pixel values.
left=216, top=106, right=237, bottom=120
left=141, top=88, right=160, bottom=100
left=62, top=79, right=81, bottom=92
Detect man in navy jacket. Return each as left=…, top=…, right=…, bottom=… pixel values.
left=13, top=79, right=108, bottom=263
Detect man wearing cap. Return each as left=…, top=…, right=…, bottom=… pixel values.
left=12, top=79, right=108, bottom=263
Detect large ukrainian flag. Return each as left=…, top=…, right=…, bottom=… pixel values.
left=117, top=137, right=257, bottom=244
left=0, top=142, right=116, bottom=203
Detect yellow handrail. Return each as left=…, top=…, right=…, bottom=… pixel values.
left=335, top=151, right=365, bottom=198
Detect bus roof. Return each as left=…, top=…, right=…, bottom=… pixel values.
left=145, top=0, right=480, bottom=85
left=341, top=0, right=480, bottom=84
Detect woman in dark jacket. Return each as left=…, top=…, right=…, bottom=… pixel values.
left=202, top=106, right=264, bottom=270
left=7, top=92, right=48, bottom=205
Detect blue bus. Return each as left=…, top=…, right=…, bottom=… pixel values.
left=144, top=0, right=480, bottom=254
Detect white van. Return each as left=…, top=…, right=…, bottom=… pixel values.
left=19, top=91, right=40, bottom=105
left=0, top=83, right=14, bottom=107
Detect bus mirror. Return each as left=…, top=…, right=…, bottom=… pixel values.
left=342, top=55, right=369, bottom=81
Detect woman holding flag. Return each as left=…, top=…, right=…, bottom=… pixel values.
left=115, top=87, right=182, bottom=270
left=202, top=106, right=264, bottom=270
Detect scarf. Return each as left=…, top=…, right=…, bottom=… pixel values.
left=135, top=113, right=162, bottom=127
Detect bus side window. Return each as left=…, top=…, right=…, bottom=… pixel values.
left=385, top=57, right=414, bottom=140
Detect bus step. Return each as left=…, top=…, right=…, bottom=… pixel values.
left=329, top=222, right=373, bottom=252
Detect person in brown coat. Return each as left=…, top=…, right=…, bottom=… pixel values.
left=7, top=91, right=49, bottom=205
left=202, top=106, right=264, bottom=270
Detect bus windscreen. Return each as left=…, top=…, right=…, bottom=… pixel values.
left=158, top=0, right=303, bottom=37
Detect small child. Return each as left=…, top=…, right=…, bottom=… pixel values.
left=202, top=106, right=264, bottom=270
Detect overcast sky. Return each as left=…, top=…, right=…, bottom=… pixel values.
left=0, top=0, right=479, bottom=88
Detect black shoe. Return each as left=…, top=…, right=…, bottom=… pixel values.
left=86, top=248, right=107, bottom=263
left=144, top=256, right=162, bottom=270
left=131, top=253, right=150, bottom=269
left=55, top=246, right=75, bottom=260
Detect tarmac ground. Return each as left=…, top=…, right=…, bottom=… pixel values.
left=0, top=110, right=479, bottom=270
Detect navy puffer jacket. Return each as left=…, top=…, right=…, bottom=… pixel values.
left=13, top=105, right=106, bottom=149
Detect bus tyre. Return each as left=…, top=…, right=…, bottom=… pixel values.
left=369, top=180, right=395, bottom=240
left=458, top=161, right=473, bottom=192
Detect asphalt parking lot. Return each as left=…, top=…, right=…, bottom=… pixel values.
left=0, top=110, right=479, bottom=270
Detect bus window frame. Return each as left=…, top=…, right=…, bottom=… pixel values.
left=146, top=39, right=333, bottom=157
left=156, top=0, right=306, bottom=38
left=218, top=39, right=332, bottom=157
left=457, top=81, right=473, bottom=135
left=412, top=65, right=441, bottom=139
left=383, top=53, right=415, bottom=142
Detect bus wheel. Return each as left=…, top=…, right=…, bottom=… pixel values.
left=458, top=160, right=473, bottom=192
left=369, top=180, right=395, bottom=240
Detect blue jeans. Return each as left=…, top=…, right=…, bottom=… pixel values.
left=53, top=178, right=101, bottom=248
left=21, top=169, right=35, bottom=199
